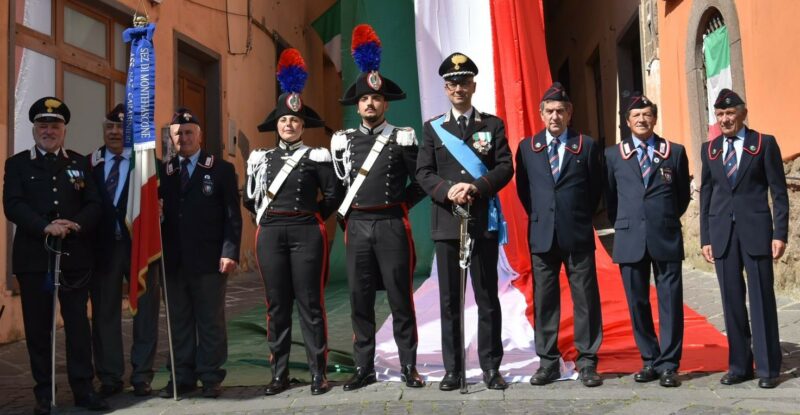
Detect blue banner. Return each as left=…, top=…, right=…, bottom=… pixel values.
left=123, top=23, right=157, bottom=150
left=430, top=117, right=508, bottom=244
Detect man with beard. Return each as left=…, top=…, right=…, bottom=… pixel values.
left=700, top=89, right=788, bottom=389
left=3, top=97, right=108, bottom=414
left=331, top=24, right=427, bottom=390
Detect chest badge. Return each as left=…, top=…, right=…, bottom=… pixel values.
left=472, top=131, right=493, bottom=155
left=660, top=167, right=673, bottom=184
left=202, top=174, right=214, bottom=196
left=66, top=169, right=85, bottom=190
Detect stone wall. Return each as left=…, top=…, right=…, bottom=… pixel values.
left=682, top=158, right=800, bottom=301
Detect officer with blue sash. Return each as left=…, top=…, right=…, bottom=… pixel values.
left=416, top=53, right=513, bottom=391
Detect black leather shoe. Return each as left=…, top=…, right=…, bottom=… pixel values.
left=483, top=369, right=508, bottom=390
left=158, top=382, right=197, bottom=398
left=758, top=377, right=778, bottom=389
left=132, top=382, right=152, bottom=396
left=401, top=365, right=425, bottom=388
left=202, top=382, right=222, bottom=398
left=343, top=367, right=376, bottom=391
left=719, top=372, right=754, bottom=385
left=74, top=392, right=110, bottom=411
left=33, top=398, right=51, bottom=415
left=634, top=365, right=659, bottom=383
left=579, top=367, right=603, bottom=387
left=439, top=372, right=461, bottom=391
left=264, top=376, right=290, bottom=395
left=310, top=374, right=330, bottom=395
left=659, top=369, right=681, bottom=387
left=530, top=366, right=560, bottom=385
left=99, top=383, right=123, bottom=398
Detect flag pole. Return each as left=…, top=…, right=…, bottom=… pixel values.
left=129, top=11, right=178, bottom=401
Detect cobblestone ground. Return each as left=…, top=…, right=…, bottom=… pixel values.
left=1, top=267, right=799, bottom=414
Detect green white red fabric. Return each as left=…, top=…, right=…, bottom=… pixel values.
left=703, top=26, right=732, bottom=139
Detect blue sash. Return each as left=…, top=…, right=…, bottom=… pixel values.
left=431, top=116, right=507, bottom=244
left=123, top=23, right=157, bottom=150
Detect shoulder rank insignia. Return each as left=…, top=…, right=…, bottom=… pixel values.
left=565, top=134, right=584, bottom=154
left=91, top=148, right=104, bottom=167
left=198, top=155, right=214, bottom=169
left=309, top=147, right=332, bottom=163
left=395, top=127, right=417, bottom=146
left=742, top=133, right=762, bottom=155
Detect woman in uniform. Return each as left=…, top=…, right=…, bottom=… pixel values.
left=244, top=49, right=342, bottom=396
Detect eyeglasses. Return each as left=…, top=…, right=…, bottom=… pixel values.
left=444, top=81, right=473, bottom=92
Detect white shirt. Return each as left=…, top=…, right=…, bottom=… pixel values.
left=451, top=107, right=474, bottom=128
left=545, top=129, right=567, bottom=166
left=722, top=127, right=745, bottom=169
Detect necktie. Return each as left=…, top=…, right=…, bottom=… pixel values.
left=724, top=137, right=738, bottom=185
left=639, top=142, right=651, bottom=185
left=180, top=158, right=191, bottom=192
left=105, top=155, right=124, bottom=203
left=458, top=115, right=468, bottom=137
left=549, top=137, right=561, bottom=182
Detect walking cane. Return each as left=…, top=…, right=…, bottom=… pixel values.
left=45, top=235, right=68, bottom=408
left=453, top=203, right=473, bottom=394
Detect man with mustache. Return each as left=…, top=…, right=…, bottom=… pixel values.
left=3, top=97, right=108, bottom=414
left=87, top=104, right=160, bottom=397
left=515, top=83, right=604, bottom=387
left=604, top=93, right=690, bottom=388
left=331, top=24, right=427, bottom=390
left=700, top=89, right=788, bottom=389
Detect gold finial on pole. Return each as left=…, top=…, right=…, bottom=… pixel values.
left=133, top=14, right=149, bottom=27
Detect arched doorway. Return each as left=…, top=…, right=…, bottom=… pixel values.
left=685, top=0, right=746, bottom=174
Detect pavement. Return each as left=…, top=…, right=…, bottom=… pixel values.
left=1, top=266, right=799, bottom=414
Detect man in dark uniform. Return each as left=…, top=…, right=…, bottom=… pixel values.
left=515, top=83, right=604, bottom=387
left=88, top=103, right=160, bottom=397
left=604, top=93, right=690, bottom=388
left=158, top=108, right=242, bottom=399
left=331, top=24, right=427, bottom=390
left=3, top=97, right=109, bottom=414
left=416, top=53, right=513, bottom=391
left=700, top=89, right=788, bottom=389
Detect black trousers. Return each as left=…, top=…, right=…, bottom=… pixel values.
left=715, top=221, right=781, bottom=378
left=435, top=238, right=503, bottom=373
left=619, top=254, right=684, bottom=372
left=165, top=270, right=228, bottom=386
left=345, top=217, right=418, bottom=369
left=90, top=239, right=160, bottom=387
left=17, top=272, right=94, bottom=401
left=256, top=221, right=328, bottom=378
left=531, top=241, right=602, bottom=370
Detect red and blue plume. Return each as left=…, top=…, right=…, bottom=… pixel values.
left=351, top=24, right=382, bottom=73
left=276, top=48, right=308, bottom=94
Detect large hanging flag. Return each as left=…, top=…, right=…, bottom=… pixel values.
left=123, top=22, right=161, bottom=315
left=320, top=0, right=730, bottom=381
left=703, top=25, right=731, bottom=139
left=312, top=0, right=343, bottom=72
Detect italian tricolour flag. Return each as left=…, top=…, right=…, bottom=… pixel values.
left=315, top=0, right=729, bottom=381
left=703, top=26, right=732, bottom=139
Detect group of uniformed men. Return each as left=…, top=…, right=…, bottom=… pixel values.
left=3, top=30, right=788, bottom=415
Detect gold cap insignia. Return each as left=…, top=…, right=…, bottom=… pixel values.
left=451, top=54, right=467, bottom=70
left=44, top=98, right=62, bottom=113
